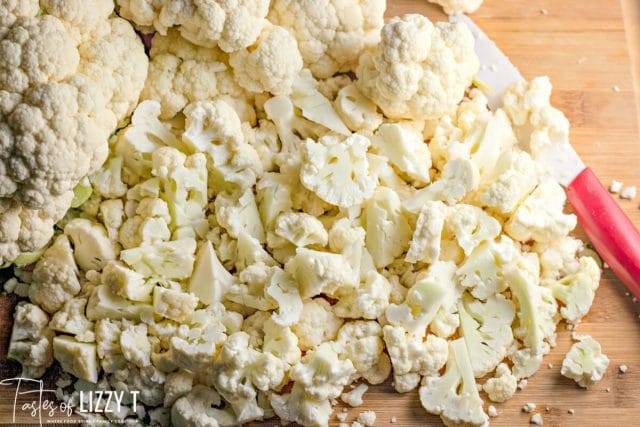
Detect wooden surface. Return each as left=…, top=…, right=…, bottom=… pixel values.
left=2, top=0, right=640, bottom=426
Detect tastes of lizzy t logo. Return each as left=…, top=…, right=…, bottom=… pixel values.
left=0, top=376, right=139, bottom=425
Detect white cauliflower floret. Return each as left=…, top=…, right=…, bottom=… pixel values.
left=458, top=294, right=515, bottom=377
left=275, top=212, right=328, bottom=248
left=334, top=84, right=383, bottom=132
left=483, top=363, right=517, bottom=403
left=170, top=308, right=228, bottom=373
left=269, top=0, right=386, bottom=79
left=300, top=133, right=377, bottom=208
left=265, top=267, right=304, bottom=327
left=164, top=369, right=194, bottom=407
left=333, top=321, right=392, bottom=385
left=171, top=385, right=232, bottom=427
left=291, top=299, right=343, bottom=351
left=0, top=0, right=39, bottom=28
left=372, top=123, right=432, bottom=185
left=235, top=231, right=277, bottom=271
left=356, top=15, right=479, bottom=121
left=91, top=157, right=127, bottom=199
left=102, top=261, right=154, bottom=302
left=270, top=383, right=332, bottom=427
left=189, top=240, right=235, bottom=305
left=7, top=302, right=54, bottom=378
left=509, top=344, right=549, bottom=380
left=363, top=186, right=412, bottom=269
left=49, top=297, right=94, bottom=338
left=142, top=30, right=250, bottom=119
left=533, top=237, right=583, bottom=280
left=215, top=189, right=265, bottom=242
left=549, top=257, right=601, bottom=324
left=28, top=234, right=80, bottom=313
left=120, top=238, right=197, bottom=280
left=406, top=201, right=448, bottom=264
left=561, top=335, right=609, bottom=388
left=230, top=23, right=303, bottom=95
left=153, top=286, right=199, bottom=323
left=341, top=383, right=368, bottom=407
left=262, top=317, right=301, bottom=366
left=65, top=218, right=117, bottom=271
left=420, top=338, right=488, bottom=427
left=383, top=326, right=448, bottom=393
left=182, top=99, right=262, bottom=193
left=447, top=204, right=502, bottom=256
left=87, top=285, right=153, bottom=322
left=120, top=322, right=152, bottom=368
left=286, top=248, right=357, bottom=298
left=428, top=0, right=483, bottom=15
left=117, top=0, right=270, bottom=52
left=505, top=180, right=577, bottom=243
left=333, top=271, right=391, bottom=320
left=53, top=336, right=99, bottom=383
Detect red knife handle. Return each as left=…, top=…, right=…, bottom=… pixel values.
left=566, top=168, right=640, bottom=299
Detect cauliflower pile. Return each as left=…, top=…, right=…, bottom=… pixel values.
left=0, top=0, right=148, bottom=265
left=5, top=3, right=607, bottom=427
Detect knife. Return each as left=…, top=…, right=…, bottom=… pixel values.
left=451, top=15, right=640, bottom=299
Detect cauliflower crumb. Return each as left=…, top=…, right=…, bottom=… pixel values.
left=609, top=180, right=623, bottom=193
left=620, top=186, right=637, bottom=200
left=523, top=403, right=537, bottom=413
left=530, top=413, right=544, bottom=425
left=487, top=405, right=498, bottom=417
left=619, top=365, right=628, bottom=374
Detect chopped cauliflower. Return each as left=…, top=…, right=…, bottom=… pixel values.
left=406, top=201, right=448, bottom=264
left=561, top=335, right=609, bottom=387
left=549, top=257, right=601, bottom=324
left=341, top=383, right=368, bottom=407
left=428, top=0, right=483, bottom=15
left=7, top=302, right=54, bottom=378
left=291, top=299, right=343, bottom=350
left=334, top=84, right=383, bottom=132
left=483, top=363, right=517, bottom=403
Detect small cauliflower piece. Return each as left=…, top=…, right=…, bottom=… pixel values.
left=363, top=187, right=412, bottom=269
left=356, top=14, right=479, bottom=121
left=286, top=248, right=357, bottom=298
left=483, top=363, right=517, bottom=403
left=120, top=238, right=197, bottom=280
left=534, top=236, right=583, bottom=280
left=549, top=257, right=601, bottom=324
left=90, top=156, right=128, bottom=199
left=561, top=335, right=609, bottom=388
left=334, top=84, right=383, bottom=132
left=102, top=261, right=154, bottom=302
left=333, top=271, right=391, bottom=320
left=291, top=299, right=343, bottom=350
left=275, top=212, right=328, bottom=248
left=270, top=383, right=332, bottom=427
left=447, top=204, right=502, bottom=256
left=48, top=297, right=93, bottom=337
left=7, top=302, right=54, bottom=378
left=428, top=0, right=483, bottom=15
left=269, top=0, right=386, bottom=79
left=171, top=385, right=232, bottom=427
left=86, top=285, right=153, bottom=321
left=215, top=189, right=265, bottom=242
left=189, top=240, right=235, bottom=305
left=265, top=267, right=304, bottom=327
left=300, top=133, right=377, bottom=208
left=120, top=322, right=152, bottom=368
left=230, top=23, right=303, bottom=95
left=420, top=338, right=489, bottom=427
left=510, top=344, right=548, bottom=380
left=153, top=286, right=199, bottom=323
left=505, top=181, right=577, bottom=243
left=406, top=201, right=448, bottom=264
left=372, top=123, right=432, bottom=185
left=53, top=336, right=99, bottom=383
left=28, top=234, right=80, bottom=313
left=64, top=218, right=117, bottom=271
left=341, top=383, right=368, bottom=407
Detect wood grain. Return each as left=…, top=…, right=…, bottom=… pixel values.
left=1, top=0, right=640, bottom=425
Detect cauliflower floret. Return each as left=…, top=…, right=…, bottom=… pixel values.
left=356, top=15, right=479, bottom=121
left=120, top=238, right=197, bottom=280
left=164, top=369, right=194, bottom=407
left=91, top=157, right=127, bottom=199
left=406, top=201, right=448, bottom=264
left=171, top=385, right=232, bottom=427
left=333, top=271, right=391, bottom=320
left=291, top=299, right=343, bottom=351
left=561, top=335, right=609, bottom=388
left=483, top=363, right=517, bottom=403
left=7, top=302, right=54, bottom=378
left=262, top=317, right=301, bottom=366
left=446, top=204, right=501, bottom=257
left=142, top=30, right=251, bottom=119
left=189, top=240, right=235, bottom=305
left=235, top=231, right=277, bottom=271
left=334, top=84, right=383, bottom=133
left=341, top=383, right=368, bottom=407
left=65, top=218, right=117, bottom=271
left=28, top=234, right=80, bottom=313
left=87, top=285, right=153, bottom=322
left=333, top=321, right=391, bottom=385
left=102, top=261, right=154, bottom=302
left=215, top=189, right=265, bottom=242
left=428, top=0, right=483, bottom=15
left=363, top=187, right=412, bottom=269
left=549, top=257, right=601, bottom=324
left=458, top=294, right=515, bottom=377
left=0, top=0, right=39, bottom=28
left=371, top=123, right=432, bottom=185
left=300, top=133, right=376, bottom=208
left=270, top=383, right=332, bottom=427
left=49, top=297, right=94, bottom=338
left=117, top=0, right=270, bottom=52
left=383, top=326, right=448, bottom=392
left=153, top=286, right=199, bottom=323
left=505, top=180, right=577, bottom=243
left=53, top=336, right=99, bottom=383
left=286, top=248, right=357, bottom=298
left=269, top=0, right=386, bottom=79
left=120, top=322, right=152, bottom=368
left=509, top=344, right=548, bottom=380
left=275, top=212, right=328, bottom=248
left=533, top=237, right=583, bottom=280
left=420, top=338, right=488, bottom=427
left=230, top=23, right=303, bottom=95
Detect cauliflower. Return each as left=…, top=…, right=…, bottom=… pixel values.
left=53, top=336, right=99, bottom=383
left=153, top=286, right=198, bottom=323
left=49, top=297, right=94, bottom=338
left=7, top=302, right=54, bottom=378
left=372, top=123, right=432, bottom=185
left=87, top=284, right=153, bottom=322
left=333, top=271, right=391, bottom=320
left=333, top=321, right=391, bottom=385
left=120, top=238, right=197, bottom=280
left=505, top=180, right=577, bottom=243
left=509, top=344, right=548, bottom=380
left=230, top=23, right=303, bottom=95
left=356, top=15, right=479, bottom=121
left=549, top=257, right=601, bottom=324
left=275, top=212, right=328, bottom=248
left=341, top=383, right=368, bottom=407
left=383, top=326, right=448, bottom=393
left=264, top=267, right=304, bottom=327
left=102, top=261, right=154, bottom=302
left=447, top=204, right=502, bottom=256
left=270, top=383, right=333, bottom=427
left=142, top=30, right=251, bottom=119
left=215, top=189, right=265, bottom=242
left=420, top=338, right=488, bottom=427
left=28, top=234, right=80, bottom=313
left=291, top=299, right=343, bottom=351
left=363, top=187, right=412, bottom=269
left=164, top=369, right=194, bottom=407
left=458, top=294, right=515, bottom=377
left=534, top=236, right=583, bottom=280
left=286, top=248, right=357, bottom=298
left=117, top=0, right=270, bottom=52
left=0, top=0, right=39, bottom=29
left=189, top=240, right=235, bottom=306
left=406, top=201, right=448, bottom=264
left=171, top=385, right=233, bottom=427
left=64, top=218, right=117, bottom=271
left=334, top=84, right=383, bottom=133
left=561, top=335, right=609, bottom=388
left=483, top=363, right=517, bottom=403
left=120, top=322, right=152, bottom=368
left=428, top=0, right=483, bottom=15
left=269, top=0, right=386, bottom=78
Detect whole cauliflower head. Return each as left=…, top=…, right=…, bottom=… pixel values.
left=356, top=14, right=479, bottom=121
left=117, top=0, right=270, bottom=52
left=269, top=0, right=386, bottom=79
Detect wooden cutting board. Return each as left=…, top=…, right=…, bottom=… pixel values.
left=1, top=0, right=640, bottom=425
